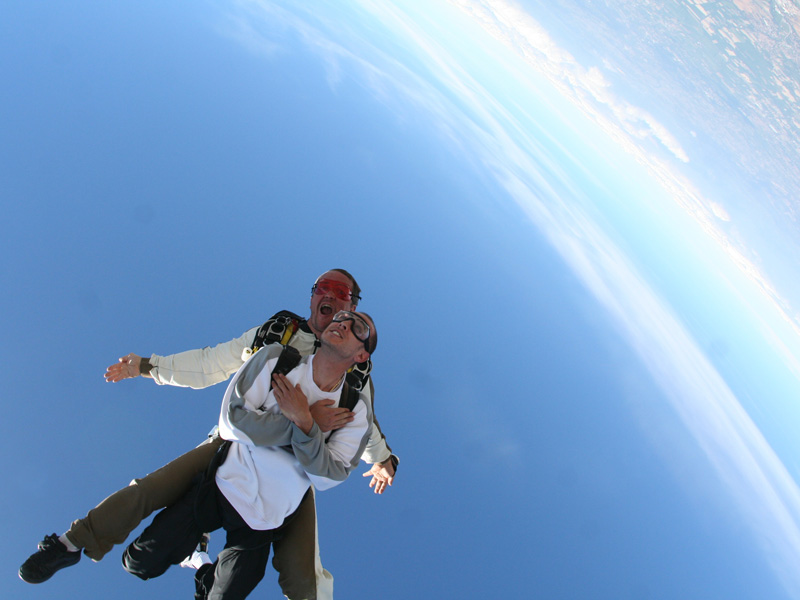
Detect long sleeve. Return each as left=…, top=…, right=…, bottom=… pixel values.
left=358, top=379, right=395, bottom=464
left=226, top=396, right=294, bottom=447
left=217, top=345, right=293, bottom=446
left=214, top=354, right=372, bottom=531
left=291, top=397, right=371, bottom=491
left=149, top=326, right=260, bottom=389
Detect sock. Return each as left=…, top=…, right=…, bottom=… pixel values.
left=59, top=534, right=80, bottom=553
left=181, top=550, right=212, bottom=570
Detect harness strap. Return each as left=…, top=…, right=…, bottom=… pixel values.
left=251, top=310, right=305, bottom=352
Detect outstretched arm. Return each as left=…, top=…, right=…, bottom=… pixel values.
left=104, top=326, right=261, bottom=389
left=357, top=380, right=400, bottom=493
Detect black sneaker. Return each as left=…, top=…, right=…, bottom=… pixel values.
left=19, top=533, right=81, bottom=584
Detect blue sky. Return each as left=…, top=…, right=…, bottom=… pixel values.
left=4, top=1, right=800, bottom=598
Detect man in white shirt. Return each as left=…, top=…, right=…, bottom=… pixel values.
left=122, top=311, right=377, bottom=600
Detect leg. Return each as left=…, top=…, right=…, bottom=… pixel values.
left=68, top=436, right=224, bottom=560
left=206, top=491, right=274, bottom=600
left=271, top=488, right=333, bottom=600
left=195, top=562, right=215, bottom=600
left=206, top=545, right=271, bottom=600
left=121, top=478, right=214, bottom=580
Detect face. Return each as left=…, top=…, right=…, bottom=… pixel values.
left=308, top=270, right=358, bottom=336
left=321, top=311, right=373, bottom=360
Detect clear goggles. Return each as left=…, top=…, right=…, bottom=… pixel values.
left=332, top=311, right=371, bottom=351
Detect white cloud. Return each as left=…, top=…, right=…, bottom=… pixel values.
left=443, top=0, right=800, bottom=345
left=711, top=201, right=732, bottom=221
left=448, top=0, right=691, bottom=163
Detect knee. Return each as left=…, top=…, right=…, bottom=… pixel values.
left=278, top=576, right=317, bottom=600
left=121, top=542, right=166, bottom=581
left=276, top=561, right=320, bottom=600
left=121, top=545, right=148, bottom=580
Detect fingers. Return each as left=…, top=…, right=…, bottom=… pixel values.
left=272, top=375, right=307, bottom=405
left=272, top=373, right=294, bottom=393
left=364, top=473, right=386, bottom=493
left=326, top=407, right=353, bottom=418
left=337, top=413, right=355, bottom=427
left=272, top=373, right=291, bottom=401
left=328, top=409, right=354, bottom=428
left=362, top=464, right=393, bottom=494
left=104, top=363, right=125, bottom=382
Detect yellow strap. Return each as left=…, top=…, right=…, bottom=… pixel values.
left=280, top=322, right=296, bottom=345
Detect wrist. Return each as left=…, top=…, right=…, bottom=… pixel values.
left=140, top=357, right=153, bottom=378
left=293, top=412, right=314, bottom=435
left=379, top=455, right=399, bottom=472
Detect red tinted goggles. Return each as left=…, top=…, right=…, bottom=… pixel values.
left=312, top=279, right=358, bottom=302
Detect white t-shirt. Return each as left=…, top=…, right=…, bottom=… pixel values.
left=216, top=351, right=370, bottom=530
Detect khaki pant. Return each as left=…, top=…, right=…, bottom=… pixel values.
left=66, top=437, right=333, bottom=599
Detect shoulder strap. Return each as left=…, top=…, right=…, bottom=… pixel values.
left=208, top=344, right=303, bottom=481
left=251, top=310, right=306, bottom=352
left=273, top=345, right=359, bottom=413
left=253, top=344, right=302, bottom=412
left=338, top=380, right=360, bottom=411
left=337, top=358, right=370, bottom=411
left=271, top=345, right=302, bottom=381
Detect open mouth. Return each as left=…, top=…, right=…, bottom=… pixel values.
left=320, top=304, right=333, bottom=316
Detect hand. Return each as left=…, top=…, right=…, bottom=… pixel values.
left=362, top=458, right=395, bottom=494
left=272, top=373, right=313, bottom=434
left=309, top=399, right=355, bottom=432
left=105, top=353, right=142, bottom=382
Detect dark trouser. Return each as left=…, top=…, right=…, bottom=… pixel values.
left=196, top=489, right=325, bottom=600
left=196, top=563, right=215, bottom=600
left=123, top=477, right=303, bottom=600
